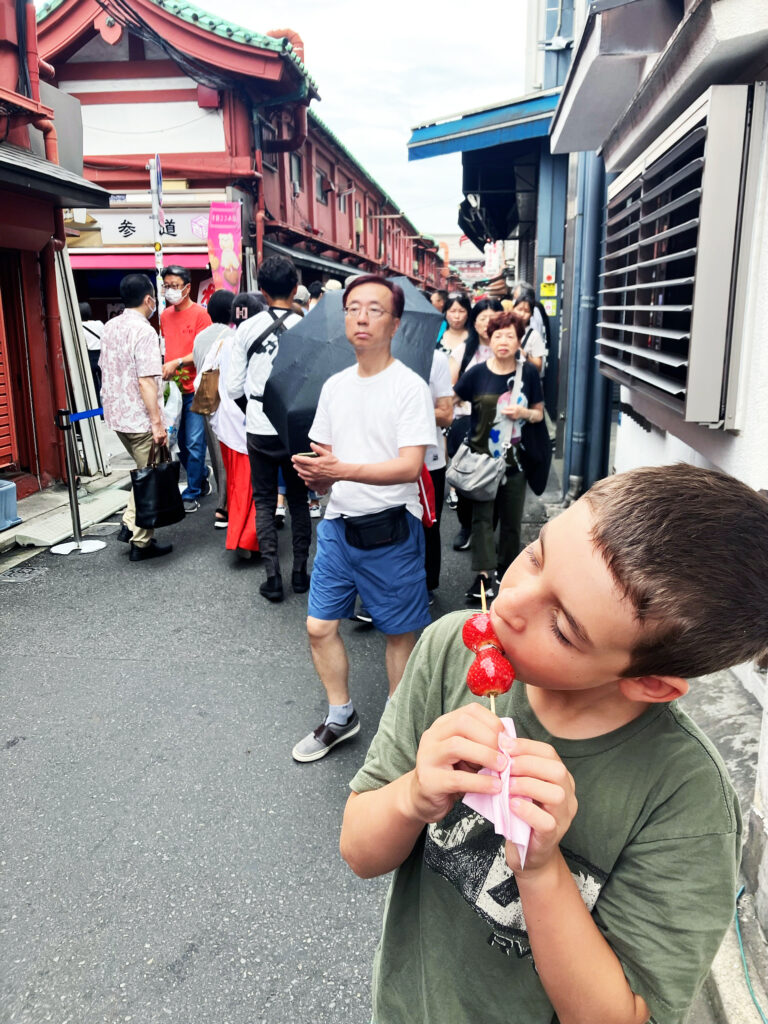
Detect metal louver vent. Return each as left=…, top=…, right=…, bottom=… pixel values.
left=596, top=85, right=763, bottom=426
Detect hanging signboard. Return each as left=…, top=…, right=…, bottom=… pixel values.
left=99, top=209, right=210, bottom=246
left=207, top=201, right=242, bottom=294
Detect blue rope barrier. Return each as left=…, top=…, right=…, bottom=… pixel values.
left=69, top=408, right=103, bottom=422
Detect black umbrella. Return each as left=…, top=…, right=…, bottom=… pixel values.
left=263, top=276, right=443, bottom=453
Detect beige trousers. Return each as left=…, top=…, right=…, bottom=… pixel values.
left=116, top=430, right=154, bottom=547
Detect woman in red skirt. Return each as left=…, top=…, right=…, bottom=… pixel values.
left=198, top=292, right=265, bottom=558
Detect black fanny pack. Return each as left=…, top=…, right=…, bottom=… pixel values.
left=343, top=505, right=409, bottom=550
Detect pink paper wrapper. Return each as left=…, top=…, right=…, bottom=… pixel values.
left=462, top=716, right=531, bottom=867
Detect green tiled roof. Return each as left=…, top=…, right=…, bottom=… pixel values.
left=308, top=109, right=429, bottom=240
left=36, top=0, right=318, bottom=94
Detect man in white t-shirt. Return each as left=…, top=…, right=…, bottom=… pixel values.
left=291, top=276, right=436, bottom=763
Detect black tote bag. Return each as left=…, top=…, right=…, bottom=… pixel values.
left=131, top=443, right=186, bottom=529
left=518, top=419, right=552, bottom=496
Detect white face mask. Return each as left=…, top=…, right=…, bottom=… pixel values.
left=164, top=287, right=183, bottom=305
left=146, top=299, right=156, bottom=319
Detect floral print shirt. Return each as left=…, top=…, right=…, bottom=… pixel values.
left=99, top=309, right=163, bottom=433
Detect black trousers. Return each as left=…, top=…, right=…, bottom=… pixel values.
left=423, top=466, right=446, bottom=592
left=246, top=433, right=311, bottom=578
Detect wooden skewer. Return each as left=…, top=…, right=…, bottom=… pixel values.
left=480, top=580, right=497, bottom=715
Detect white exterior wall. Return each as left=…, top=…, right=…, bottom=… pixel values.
left=78, top=101, right=226, bottom=156
left=58, top=73, right=227, bottom=156
left=59, top=32, right=227, bottom=157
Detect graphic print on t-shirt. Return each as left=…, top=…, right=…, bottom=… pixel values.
left=425, top=803, right=606, bottom=958
left=488, top=378, right=528, bottom=458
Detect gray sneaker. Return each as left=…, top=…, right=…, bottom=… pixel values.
left=292, top=711, right=360, bottom=763
left=183, top=499, right=200, bottom=514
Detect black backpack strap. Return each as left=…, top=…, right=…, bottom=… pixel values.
left=246, top=309, right=293, bottom=402
left=246, top=310, right=291, bottom=363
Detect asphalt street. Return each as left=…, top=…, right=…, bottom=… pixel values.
left=2, top=490, right=545, bottom=1024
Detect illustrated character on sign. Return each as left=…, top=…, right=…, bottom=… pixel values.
left=218, top=232, right=241, bottom=287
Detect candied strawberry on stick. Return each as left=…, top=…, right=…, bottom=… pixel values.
left=463, top=579, right=515, bottom=715
left=462, top=612, right=502, bottom=653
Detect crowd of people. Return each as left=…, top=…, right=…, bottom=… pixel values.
left=88, top=255, right=768, bottom=1024
left=93, top=259, right=552, bottom=598
left=95, top=260, right=554, bottom=725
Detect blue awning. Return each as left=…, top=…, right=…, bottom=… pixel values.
left=408, top=89, right=561, bottom=162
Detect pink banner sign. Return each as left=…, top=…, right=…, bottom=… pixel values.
left=207, top=201, right=242, bottom=294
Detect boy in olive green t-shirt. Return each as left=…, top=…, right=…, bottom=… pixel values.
left=341, top=464, right=768, bottom=1024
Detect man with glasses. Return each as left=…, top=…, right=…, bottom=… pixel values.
left=160, top=265, right=212, bottom=512
left=291, top=275, right=435, bottom=762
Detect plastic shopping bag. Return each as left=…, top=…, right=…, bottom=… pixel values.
left=163, top=381, right=183, bottom=455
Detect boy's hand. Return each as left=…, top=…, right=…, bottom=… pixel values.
left=501, top=737, right=577, bottom=875
left=405, top=703, right=507, bottom=824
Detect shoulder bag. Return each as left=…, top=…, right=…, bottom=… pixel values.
left=190, top=328, right=230, bottom=415
left=445, top=444, right=507, bottom=502
left=445, top=360, right=524, bottom=502
left=518, top=417, right=552, bottom=496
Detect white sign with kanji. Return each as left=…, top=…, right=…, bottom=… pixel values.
left=98, top=209, right=209, bottom=246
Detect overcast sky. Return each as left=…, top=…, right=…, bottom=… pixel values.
left=35, top=0, right=529, bottom=234
left=235, top=0, right=528, bottom=235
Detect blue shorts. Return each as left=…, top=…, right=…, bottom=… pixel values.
left=308, top=513, right=431, bottom=635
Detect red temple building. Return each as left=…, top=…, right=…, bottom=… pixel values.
left=35, top=0, right=445, bottom=316
left=0, top=0, right=109, bottom=499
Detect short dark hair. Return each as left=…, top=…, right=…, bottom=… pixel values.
left=232, top=291, right=267, bottom=323
left=443, top=292, right=472, bottom=326
left=257, top=255, right=298, bottom=299
left=308, top=281, right=324, bottom=299
left=119, top=274, right=155, bottom=307
left=458, top=297, right=505, bottom=376
left=431, top=289, right=448, bottom=309
left=161, top=265, right=191, bottom=285
left=206, top=289, right=234, bottom=325
left=343, top=275, right=405, bottom=318
left=470, top=297, right=504, bottom=326
left=78, top=301, right=93, bottom=320
left=487, top=310, right=526, bottom=341
left=585, top=463, right=768, bottom=678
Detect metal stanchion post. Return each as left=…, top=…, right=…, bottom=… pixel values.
left=51, top=408, right=107, bottom=555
